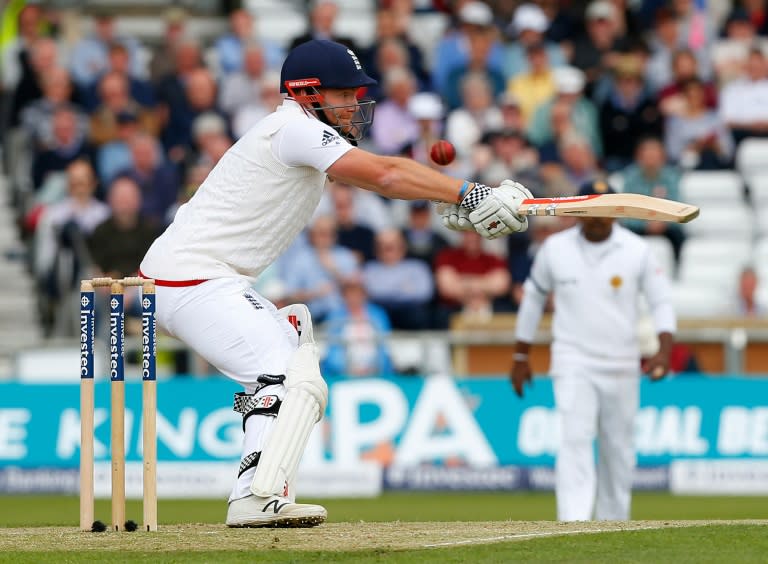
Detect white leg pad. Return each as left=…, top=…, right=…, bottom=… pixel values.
left=250, top=343, right=328, bottom=497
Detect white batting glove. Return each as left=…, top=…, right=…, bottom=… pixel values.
left=467, top=180, right=533, bottom=239
left=440, top=204, right=474, bottom=231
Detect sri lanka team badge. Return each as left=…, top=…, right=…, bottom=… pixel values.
left=610, top=275, right=623, bottom=290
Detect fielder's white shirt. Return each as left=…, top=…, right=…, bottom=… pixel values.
left=140, top=99, right=354, bottom=281
left=515, top=224, right=676, bottom=374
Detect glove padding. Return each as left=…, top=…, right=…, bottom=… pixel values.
left=469, top=180, right=532, bottom=239
left=440, top=204, right=474, bottom=231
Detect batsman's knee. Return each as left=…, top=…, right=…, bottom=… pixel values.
left=285, top=342, right=328, bottom=419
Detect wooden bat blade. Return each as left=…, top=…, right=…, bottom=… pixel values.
left=518, top=194, right=700, bottom=223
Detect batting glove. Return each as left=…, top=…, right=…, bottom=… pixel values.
left=440, top=203, right=474, bottom=231
left=465, top=180, right=533, bottom=239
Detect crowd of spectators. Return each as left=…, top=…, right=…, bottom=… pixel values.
left=1, top=1, right=767, bottom=372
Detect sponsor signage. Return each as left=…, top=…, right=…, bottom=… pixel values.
left=1, top=376, right=767, bottom=494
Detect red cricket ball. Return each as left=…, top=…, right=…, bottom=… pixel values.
left=430, top=140, right=456, bottom=166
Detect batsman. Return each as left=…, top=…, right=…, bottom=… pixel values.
left=139, top=39, right=533, bottom=527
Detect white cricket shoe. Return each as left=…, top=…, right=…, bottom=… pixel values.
left=277, top=303, right=314, bottom=345
left=226, top=494, right=327, bottom=528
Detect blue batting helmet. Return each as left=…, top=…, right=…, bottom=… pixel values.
left=280, top=39, right=376, bottom=93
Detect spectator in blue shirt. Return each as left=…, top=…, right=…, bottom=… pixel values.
left=282, top=215, right=359, bottom=324
left=214, top=9, right=284, bottom=75
left=321, top=275, right=394, bottom=378
left=363, top=229, right=434, bottom=330
left=620, top=136, right=685, bottom=262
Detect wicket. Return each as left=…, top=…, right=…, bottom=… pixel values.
left=79, top=276, right=157, bottom=532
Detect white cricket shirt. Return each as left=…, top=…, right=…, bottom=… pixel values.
left=140, top=99, right=354, bottom=282
left=515, top=224, right=676, bottom=373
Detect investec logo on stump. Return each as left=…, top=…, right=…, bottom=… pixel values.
left=109, top=296, right=123, bottom=379
left=141, top=296, right=154, bottom=380
left=79, top=294, right=92, bottom=377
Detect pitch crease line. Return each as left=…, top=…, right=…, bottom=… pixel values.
left=421, top=524, right=670, bottom=548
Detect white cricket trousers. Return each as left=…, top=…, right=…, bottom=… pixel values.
left=552, top=365, right=639, bottom=521
left=154, top=277, right=299, bottom=502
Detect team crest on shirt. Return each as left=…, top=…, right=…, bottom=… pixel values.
left=610, top=275, right=623, bottom=290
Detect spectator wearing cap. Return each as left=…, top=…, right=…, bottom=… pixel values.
left=431, top=1, right=504, bottom=95
left=370, top=67, right=420, bottom=154
left=719, top=48, right=768, bottom=145
left=528, top=66, right=602, bottom=158
left=570, top=1, right=630, bottom=88
left=442, top=16, right=506, bottom=110
left=68, top=10, right=144, bottom=89
left=289, top=0, right=359, bottom=52
left=362, top=7, right=430, bottom=95
left=503, top=3, right=566, bottom=79
left=665, top=77, right=733, bottom=170
left=89, top=71, right=159, bottom=146
left=215, top=9, right=284, bottom=76
left=497, top=91, right=526, bottom=131
left=598, top=54, right=663, bottom=172
left=506, top=41, right=556, bottom=126
left=398, top=92, right=446, bottom=167
left=401, top=200, right=450, bottom=267
left=189, top=113, right=233, bottom=169
left=363, top=229, right=434, bottom=330
left=445, top=72, right=504, bottom=160
left=620, top=136, right=685, bottom=262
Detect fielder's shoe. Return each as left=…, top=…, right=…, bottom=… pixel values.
left=226, top=494, right=327, bottom=528
left=277, top=303, right=314, bottom=345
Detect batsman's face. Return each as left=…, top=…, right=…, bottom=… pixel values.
left=320, top=88, right=359, bottom=126
left=580, top=216, right=614, bottom=242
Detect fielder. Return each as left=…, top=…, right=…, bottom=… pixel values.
left=139, top=39, right=532, bottom=527
left=510, top=180, right=676, bottom=521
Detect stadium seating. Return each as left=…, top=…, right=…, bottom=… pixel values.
left=678, top=238, right=751, bottom=293
left=644, top=236, right=676, bottom=279
left=735, top=138, right=768, bottom=180
left=681, top=202, right=754, bottom=240
left=679, top=170, right=745, bottom=206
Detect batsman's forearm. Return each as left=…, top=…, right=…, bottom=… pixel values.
left=328, top=150, right=466, bottom=203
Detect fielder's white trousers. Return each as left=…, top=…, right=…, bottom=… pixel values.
left=154, top=277, right=299, bottom=502
left=552, top=365, right=639, bottom=521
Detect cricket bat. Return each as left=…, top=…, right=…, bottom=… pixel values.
left=518, top=194, right=699, bottom=223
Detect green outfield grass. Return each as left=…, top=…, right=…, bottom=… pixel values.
left=1, top=494, right=766, bottom=563
left=1, top=492, right=767, bottom=526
